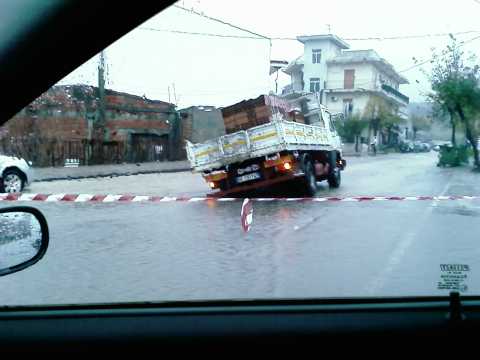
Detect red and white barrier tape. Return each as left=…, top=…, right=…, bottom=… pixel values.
left=0, top=193, right=479, bottom=203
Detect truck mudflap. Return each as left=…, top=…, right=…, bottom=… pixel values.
left=207, top=172, right=304, bottom=198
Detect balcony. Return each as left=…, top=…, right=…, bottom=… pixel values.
left=281, top=84, right=306, bottom=99
left=381, top=84, right=409, bottom=105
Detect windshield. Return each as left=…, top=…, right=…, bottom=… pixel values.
left=1, top=0, right=479, bottom=306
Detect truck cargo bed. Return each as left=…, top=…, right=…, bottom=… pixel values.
left=186, top=120, right=338, bottom=172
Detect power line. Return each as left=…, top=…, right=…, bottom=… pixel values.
left=344, top=30, right=480, bottom=41
left=271, top=30, right=480, bottom=41
left=172, top=4, right=269, bottom=40
left=139, top=25, right=480, bottom=42
left=398, top=34, right=480, bottom=73
left=157, top=5, right=480, bottom=42
left=138, top=27, right=268, bottom=40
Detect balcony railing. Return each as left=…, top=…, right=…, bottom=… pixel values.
left=381, top=84, right=409, bottom=104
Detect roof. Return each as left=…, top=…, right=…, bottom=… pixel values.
left=283, top=56, right=304, bottom=75
left=270, top=60, right=289, bottom=75
left=296, top=34, right=350, bottom=50
left=327, top=49, right=409, bottom=84
left=179, top=105, right=218, bottom=113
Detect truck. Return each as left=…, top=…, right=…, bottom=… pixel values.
left=185, top=94, right=346, bottom=197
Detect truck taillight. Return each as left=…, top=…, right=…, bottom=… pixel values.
left=283, top=162, right=292, bottom=170
left=208, top=181, right=216, bottom=189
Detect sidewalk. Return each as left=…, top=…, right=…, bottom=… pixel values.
left=32, top=161, right=191, bottom=182
left=32, top=153, right=400, bottom=183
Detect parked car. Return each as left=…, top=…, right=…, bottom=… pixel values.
left=399, top=140, right=414, bottom=153
left=0, top=154, right=32, bottom=193
left=421, top=143, right=431, bottom=152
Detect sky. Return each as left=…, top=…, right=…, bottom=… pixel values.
left=58, top=0, right=480, bottom=108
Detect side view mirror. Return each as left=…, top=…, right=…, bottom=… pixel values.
left=0, top=206, right=49, bottom=277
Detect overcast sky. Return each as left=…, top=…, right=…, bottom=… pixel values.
left=58, top=0, right=480, bottom=108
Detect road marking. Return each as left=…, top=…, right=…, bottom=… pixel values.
left=365, top=180, right=453, bottom=295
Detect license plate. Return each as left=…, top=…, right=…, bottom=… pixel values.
left=236, top=172, right=261, bottom=184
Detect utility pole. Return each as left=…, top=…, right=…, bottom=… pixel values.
left=98, top=51, right=106, bottom=129
left=91, top=50, right=107, bottom=164
left=275, top=69, right=279, bottom=94
left=172, top=83, right=178, bottom=106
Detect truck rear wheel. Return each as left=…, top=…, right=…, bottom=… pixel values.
left=303, top=160, right=317, bottom=196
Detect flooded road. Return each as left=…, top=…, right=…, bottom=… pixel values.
left=1, top=152, right=480, bottom=305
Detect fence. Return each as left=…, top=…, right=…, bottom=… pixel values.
left=0, top=138, right=125, bottom=167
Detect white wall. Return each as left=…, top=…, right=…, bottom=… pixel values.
left=291, top=70, right=303, bottom=92
left=326, top=62, right=375, bottom=90
left=325, top=92, right=370, bottom=117
left=302, top=40, right=343, bottom=92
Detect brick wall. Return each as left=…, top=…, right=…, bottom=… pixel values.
left=0, top=85, right=181, bottom=166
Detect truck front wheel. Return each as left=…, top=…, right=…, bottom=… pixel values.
left=327, top=151, right=341, bottom=188
left=303, top=160, right=318, bottom=196
left=327, top=166, right=341, bottom=188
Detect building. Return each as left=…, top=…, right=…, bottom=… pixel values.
left=325, top=49, right=409, bottom=121
left=282, top=34, right=410, bottom=144
left=0, top=85, right=183, bottom=166
left=178, top=106, right=225, bottom=159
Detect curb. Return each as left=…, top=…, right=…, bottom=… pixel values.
left=33, top=168, right=192, bottom=183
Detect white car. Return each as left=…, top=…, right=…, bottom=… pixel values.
left=0, top=155, right=33, bottom=193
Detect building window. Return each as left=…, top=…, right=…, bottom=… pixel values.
left=344, top=69, right=355, bottom=89
left=343, top=99, right=353, bottom=117
left=310, top=78, right=321, bottom=93
left=312, top=49, right=322, bottom=64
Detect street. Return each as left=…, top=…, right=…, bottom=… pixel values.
left=1, top=151, right=480, bottom=305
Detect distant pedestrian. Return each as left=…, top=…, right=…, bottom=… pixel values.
left=371, top=135, right=378, bottom=155
left=154, top=145, right=163, bottom=161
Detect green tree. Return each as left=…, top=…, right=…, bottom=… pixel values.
left=410, top=115, right=432, bottom=140
left=336, top=115, right=368, bottom=152
left=431, top=102, right=458, bottom=145
left=427, top=35, right=480, bottom=168
left=364, top=96, right=404, bottom=145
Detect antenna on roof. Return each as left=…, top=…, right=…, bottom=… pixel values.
left=327, top=24, right=332, bottom=34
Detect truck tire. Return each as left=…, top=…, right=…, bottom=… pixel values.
left=327, top=166, right=341, bottom=188
left=302, top=160, right=317, bottom=196
left=327, top=152, right=341, bottom=188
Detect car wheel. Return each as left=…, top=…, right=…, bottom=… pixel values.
left=1, top=169, right=25, bottom=193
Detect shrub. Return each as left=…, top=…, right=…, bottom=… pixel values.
left=437, top=145, right=470, bottom=167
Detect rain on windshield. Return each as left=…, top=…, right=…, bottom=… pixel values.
left=0, top=0, right=479, bottom=305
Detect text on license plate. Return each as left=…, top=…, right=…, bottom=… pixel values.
left=236, top=172, right=261, bottom=183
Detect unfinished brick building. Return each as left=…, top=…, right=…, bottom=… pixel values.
left=0, top=85, right=182, bottom=166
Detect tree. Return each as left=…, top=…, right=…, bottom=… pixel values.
left=410, top=115, right=432, bottom=140
left=431, top=102, right=458, bottom=145
left=363, top=96, right=404, bottom=145
left=427, top=35, right=480, bottom=168
left=336, top=115, right=368, bottom=152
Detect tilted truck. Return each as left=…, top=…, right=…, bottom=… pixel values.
left=186, top=94, right=346, bottom=197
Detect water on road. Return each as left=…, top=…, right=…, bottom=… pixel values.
left=1, top=152, right=480, bottom=305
